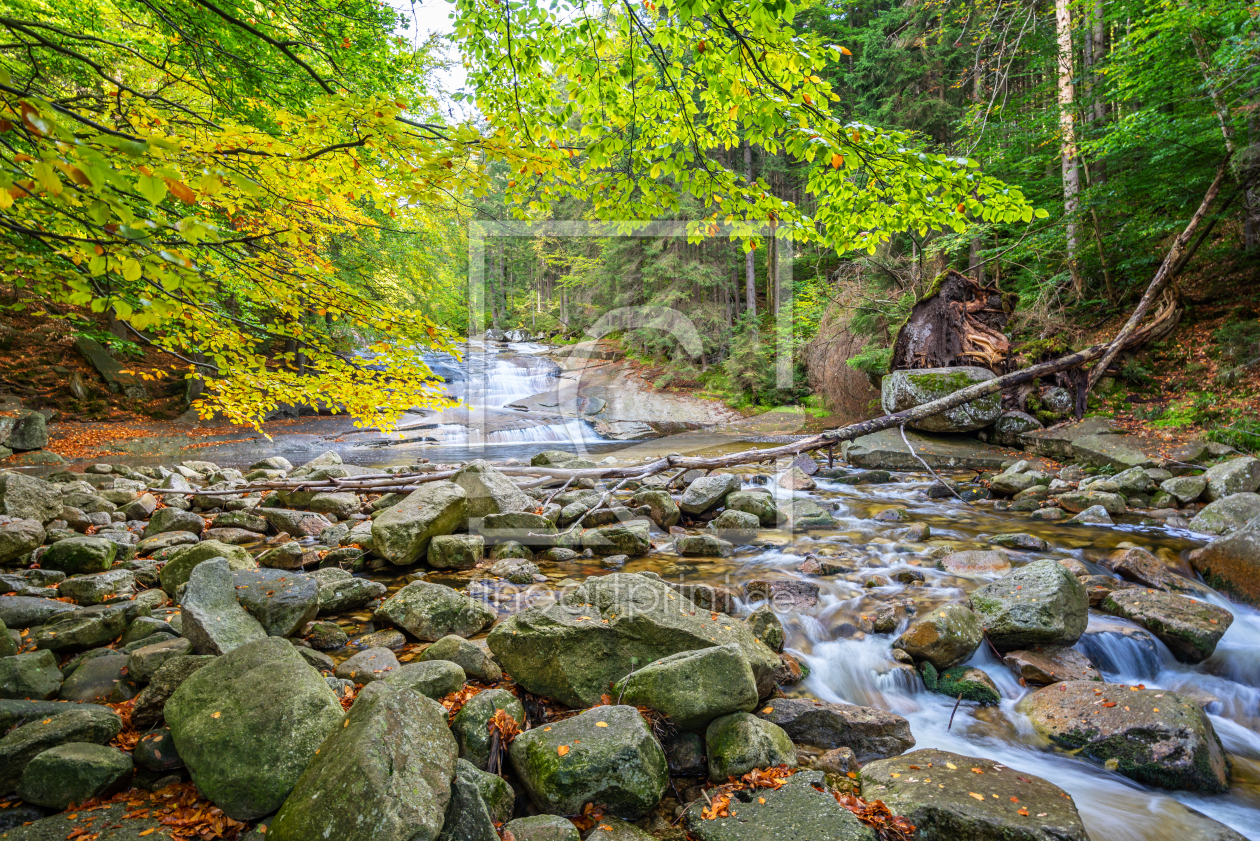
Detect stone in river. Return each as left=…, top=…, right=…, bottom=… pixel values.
left=229, top=568, right=319, bottom=637
left=372, top=481, right=468, bottom=565
left=428, top=534, right=485, bottom=570
left=1102, top=588, right=1233, bottom=663
left=861, top=748, right=1089, bottom=841
left=1101, top=547, right=1187, bottom=592
left=613, top=644, right=759, bottom=730
left=1070, top=432, right=1155, bottom=470
left=1202, top=455, right=1260, bottom=501
left=880, top=366, right=1000, bottom=433
left=1002, top=645, right=1100, bottom=685
left=418, top=635, right=501, bottom=683
left=723, top=490, right=781, bottom=526
left=179, top=557, right=266, bottom=655
left=383, top=660, right=466, bottom=700
left=310, top=566, right=387, bottom=614
left=705, top=711, right=795, bottom=782
left=970, top=559, right=1089, bottom=651
left=40, top=536, right=117, bottom=574
left=451, top=688, right=525, bottom=770
left=1189, top=493, right=1260, bottom=536
left=920, top=663, right=1001, bottom=705
left=685, top=769, right=875, bottom=841
left=334, top=646, right=400, bottom=684
left=580, top=520, right=651, bottom=556
left=754, top=698, right=914, bottom=762
left=453, top=459, right=534, bottom=518
left=0, top=471, right=62, bottom=522
left=675, top=532, right=733, bottom=557
left=374, top=580, right=496, bottom=641
left=1188, top=514, right=1260, bottom=605
left=938, top=550, right=1011, bottom=575
left=631, top=488, right=680, bottom=529
left=1021, top=681, right=1230, bottom=792
left=892, top=602, right=983, bottom=670
left=679, top=473, right=742, bottom=515
left=142, top=507, right=205, bottom=538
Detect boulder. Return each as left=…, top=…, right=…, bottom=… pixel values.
left=0, top=705, right=121, bottom=795
left=1021, top=681, right=1229, bottom=792
left=1189, top=493, right=1260, bottom=536
left=779, top=467, right=817, bottom=490
left=130, top=654, right=216, bottom=731
left=781, top=498, right=837, bottom=530
left=1100, top=547, right=1187, bottom=592
left=1056, top=490, right=1126, bottom=515
left=488, top=573, right=780, bottom=707
left=165, top=636, right=345, bottom=820
left=267, top=681, right=456, bottom=841
left=136, top=529, right=200, bottom=557
left=180, top=558, right=267, bottom=655
left=58, top=653, right=135, bottom=703
left=988, top=532, right=1050, bottom=552
left=256, top=541, right=304, bottom=570
left=1162, top=475, right=1207, bottom=504
left=127, top=637, right=193, bottom=683
left=335, top=646, right=400, bottom=684
left=723, top=491, right=781, bottom=526
left=159, top=540, right=257, bottom=596
left=0, top=649, right=63, bottom=700
left=57, top=569, right=136, bottom=606
left=31, top=602, right=136, bottom=652
left=436, top=758, right=514, bottom=841
left=880, top=366, right=1001, bottom=433
left=229, top=568, right=319, bottom=637
left=133, top=726, right=183, bottom=772
left=383, top=660, right=467, bottom=700
left=0, top=595, right=79, bottom=628
left=503, top=815, right=581, bottom=841
left=938, top=550, right=1010, bottom=575
left=686, top=769, right=876, bottom=841
left=613, top=644, right=759, bottom=730
left=419, top=635, right=501, bottom=683
left=16, top=743, right=132, bottom=809
left=679, top=474, right=742, bottom=515
left=1070, top=433, right=1156, bottom=470
left=993, top=411, right=1043, bottom=447
left=581, top=520, right=651, bottom=556
left=451, top=688, right=525, bottom=770
left=142, top=507, right=205, bottom=538
left=920, top=663, right=1001, bottom=705
left=0, top=472, right=62, bottom=522
left=454, top=459, right=534, bottom=519
left=308, top=491, right=359, bottom=520
left=706, top=711, right=795, bottom=782
left=310, top=567, right=387, bottom=614
left=892, top=603, right=983, bottom=670
left=861, top=748, right=1089, bottom=841
left=631, top=489, right=680, bottom=529
left=675, top=533, right=734, bottom=557
left=428, top=534, right=485, bottom=570
left=708, top=509, right=761, bottom=542
left=1202, top=456, right=1260, bottom=501
left=1189, top=515, right=1260, bottom=605
left=510, top=705, right=668, bottom=819
left=2, top=411, right=48, bottom=451
left=1102, top=589, right=1233, bottom=663
left=374, top=580, right=496, bottom=641
left=0, top=518, right=44, bottom=564
left=1068, top=505, right=1113, bottom=525
left=1002, top=646, right=1100, bottom=685
left=970, top=559, right=1089, bottom=651
left=372, top=482, right=468, bottom=565
left=256, top=507, right=333, bottom=537
left=40, top=536, right=117, bottom=574
left=754, top=698, right=914, bottom=762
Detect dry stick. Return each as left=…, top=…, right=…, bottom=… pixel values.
left=898, top=424, right=974, bottom=508
left=948, top=693, right=965, bottom=731
left=1087, top=157, right=1232, bottom=390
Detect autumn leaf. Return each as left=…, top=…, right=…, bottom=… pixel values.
left=557, top=745, right=570, bottom=756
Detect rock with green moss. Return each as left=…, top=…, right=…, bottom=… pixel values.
left=419, top=635, right=501, bottom=683
left=881, top=366, right=1000, bottom=433
left=267, top=681, right=456, bottom=841
left=675, top=532, right=734, bottom=557
left=614, top=644, right=759, bottom=730
left=502, top=815, right=580, bottom=841
left=436, top=758, right=514, bottom=841
left=1188, top=515, right=1260, bottom=605
left=745, top=605, right=785, bottom=651
left=892, top=602, right=982, bottom=670
left=723, top=491, right=782, bottom=526
left=374, top=580, right=496, bottom=641
left=158, top=539, right=257, bottom=596
left=1102, top=589, right=1233, bottom=663
left=40, top=536, right=117, bottom=575
left=488, top=573, right=780, bottom=708
left=705, top=711, right=795, bottom=782
left=0, top=649, right=63, bottom=700
left=0, top=705, right=122, bottom=796
left=631, top=488, right=680, bottom=529
left=861, top=748, right=1089, bottom=841
left=686, top=768, right=875, bottom=841
left=707, top=509, right=761, bottom=543
left=781, top=498, right=837, bottom=530
left=1202, top=456, right=1260, bottom=502
left=1021, top=681, right=1229, bottom=792
left=1189, top=493, right=1260, bottom=536
left=580, top=520, right=651, bottom=556
left=509, top=705, right=668, bottom=819
left=372, top=481, right=468, bottom=565
left=427, top=534, right=485, bottom=570
left=679, top=474, right=743, bottom=515
left=382, top=660, right=466, bottom=700
left=920, top=662, right=1001, bottom=705
left=16, top=742, right=133, bottom=809
left=451, top=688, right=525, bottom=770
left=969, top=559, right=1088, bottom=651
left=164, top=636, right=345, bottom=820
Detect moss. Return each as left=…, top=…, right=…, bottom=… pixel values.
left=1201, top=570, right=1255, bottom=606
left=934, top=666, right=1001, bottom=705
left=906, top=370, right=978, bottom=394
left=968, top=595, right=1002, bottom=614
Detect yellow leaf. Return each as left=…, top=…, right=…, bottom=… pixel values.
left=830, top=154, right=844, bottom=169
left=840, top=46, right=853, bottom=56
left=595, top=721, right=608, bottom=727
left=969, top=792, right=985, bottom=801
left=122, top=259, right=142, bottom=282
left=557, top=745, right=569, bottom=756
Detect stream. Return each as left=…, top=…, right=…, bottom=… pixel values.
left=230, top=343, right=1260, bottom=838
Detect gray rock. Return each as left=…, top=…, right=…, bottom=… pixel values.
left=675, top=532, right=734, bottom=557
left=0, top=472, right=62, bottom=522
left=1057, top=490, right=1127, bottom=515
left=58, top=653, right=135, bottom=703
left=133, top=725, right=183, bottom=772
left=372, top=481, right=468, bottom=565
left=510, top=705, right=668, bottom=819
left=165, top=637, right=345, bottom=820
left=862, top=748, right=1088, bottom=841
left=40, top=536, right=117, bottom=574
left=630, top=488, right=681, bottom=529
left=16, top=742, right=132, bottom=809
left=938, top=550, right=1011, bottom=575
left=0, top=595, right=79, bottom=628
left=1162, top=475, right=1207, bottom=504
left=686, top=768, right=875, bottom=841
left=1102, top=588, right=1233, bottom=663
left=180, top=557, right=267, bottom=655
left=427, top=534, right=485, bottom=570
left=970, top=559, right=1089, bottom=651
left=614, top=644, right=759, bottom=730
left=309, top=491, right=359, bottom=520
left=256, top=507, right=334, bottom=537
left=127, top=637, right=193, bottom=683
left=780, top=498, right=837, bottom=530
left=159, top=539, right=257, bottom=596
left=454, top=459, right=534, bottom=519
left=374, top=580, right=496, bottom=641
left=988, top=532, right=1049, bottom=551
left=1189, top=493, right=1260, bottom=536
left=502, top=815, right=580, bottom=841
left=1202, top=456, right=1260, bottom=501
left=130, top=654, right=215, bottom=731
left=0, top=705, right=122, bottom=795
left=255, top=540, right=304, bottom=570
left=3, top=411, right=48, bottom=452
left=451, top=688, right=525, bottom=770
left=335, top=646, right=400, bottom=683
left=309, top=567, right=387, bottom=613
left=1070, top=432, right=1156, bottom=470
left=581, top=520, right=651, bottom=556
left=993, top=411, right=1043, bottom=447
left=880, top=366, right=1001, bottom=433
left=0, top=650, right=63, bottom=700
left=419, top=635, right=501, bottom=683
left=213, top=510, right=270, bottom=533
left=230, top=569, right=319, bottom=637
left=1113, top=466, right=1156, bottom=496
left=0, top=518, right=45, bottom=564
left=705, top=711, right=795, bottom=782
left=383, top=660, right=466, bottom=700
left=436, top=758, right=514, bottom=841
left=57, top=569, right=135, bottom=606
left=1069, top=504, right=1113, bottom=524
left=754, top=698, right=914, bottom=762
left=142, top=507, right=205, bottom=539
left=1189, top=514, right=1260, bottom=605
left=31, top=602, right=138, bottom=652
left=135, top=529, right=200, bottom=557
left=679, top=474, right=742, bottom=515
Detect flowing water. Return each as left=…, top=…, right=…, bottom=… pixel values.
left=336, top=344, right=1260, bottom=839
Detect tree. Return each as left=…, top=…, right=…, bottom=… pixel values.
left=1054, top=0, right=1082, bottom=295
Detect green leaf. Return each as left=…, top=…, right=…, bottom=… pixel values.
left=136, top=174, right=167, bottom=205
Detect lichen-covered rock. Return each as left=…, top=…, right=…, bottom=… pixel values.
left=745, top=605, right=785, bottom=651
left=1162, top=475, right=1207, bottom=504
left=142, top=507, right=205, bottom=539
left=229, top=568, right=319, bottom=637
left=754, top=698, right=914, bottom=762
left=374, top=580, right=496, bottom=641
left=679, top=474, right=742, bottom=515
left=488, top=573, right=780, bottom=708
left=938, top=550, right=1010, bottom=575
left=335, top=646, right=400, bottom=684
left=510, top=705, right=668, bottom=819
left=372, top=481, right=468, bottom=565
left=1021, top=681, right=1229, bottom=792
left=57, top=569, right=136, bottom=606
left=581, top=520, right=651, bottom=556
left=1068, top=505, right=1113, bottom=525
left=1102, top=589, right=1233, bottom=663
left=993, top=411, right=1043, bottom=448
left=1202, top=456, right=1260, bottom=502
left=1056, top=490, right=1127, bottom=515
left=614, top=644, right=758, bottom=730
left=707, top=509, right=761, bottom=543
left=165, top=637, right=345, bottom=819
left=16, top=743, right=132, bottom=809
left=436, top=758, right=514, bottom=841
left=881, top=366, right=1000, bottom=433
left=180, top=558, right=267, bottom=655
left=0, top=705, right=122, bottom=795
left=452, top=459, right=534, bottom=520
left=1189, top=515, right=1260, bottom=605
left=0, top=518, right=44, bottom=564
left=706, top=711, right=795, bottom=782
left=861, top=748, right=1089, bottom=841
left=675, top=532, right=733, bottom=557
left=451, top=688, right=525, bottom=770
left=1070, top=433, right=1156, bottom=470
left=892, top=602, right=982, bottom=670
left=130, top=654, right=215, bottom=731
left=0, top=472, right=62, bottom=522
left=31, top=602, right=139, bottom=652
left=0, top=649, right=63, bottom=700
left=267, top=681, right=456, bottom=841
left=970, top=559, right=1089, bottom=651
left=159, top=540, right=257, bottom=596
left=427, top=534, right=485, bottom=570
left=723, top=491, right=781, bottom=526
left=41, top=536, right=117, bottom=575
left=58, top=653, right=135, bottom=703
left=383, top=660, right=466, bottom=700
left=631, top=488, right=680, bottom=529
left=418, top=635, right=501, bottom=683
left=503, top=815, right=581, bottom=841
left=1189, top=493, right=1260, bottom=536
left=310, top=567, right=387, bottom=614
left=127, top=637, right=193, bottom=684
left=685, top=769, right=875, bottom=841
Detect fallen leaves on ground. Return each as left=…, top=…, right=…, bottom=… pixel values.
left=69, top=783, right=247, bottom=840
left=106, top=699, right=141, bottom=751
left=700, top=766, right=796, bottom=820
left=833, top=791, right=916, bottom=841
left=441, top=684, right=484, bottom=724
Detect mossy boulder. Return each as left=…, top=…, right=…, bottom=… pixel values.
left=374, top=580, right=496, bottom=641
left=1102, top=588, right=1233, bottom=663
left=881, top=366, right=1000, bottom=433
left=164, top=636, right=345, bottom=820
left=613, top=644, right=759, bottom=730
left=451, top=688, right=525, bottom=770
left=723, top=491, right=782, bottom=526
left=631, top=488, right=680, bottom=529
left=705, top=712, right=795, bottom=782
left=0, top=705, right=122, bottom=796
left=436, top=758, right=514, bottom=841
left=1021, top=681, right=1229, bottom=792
left=580, top=520, right=651, bottom=556
left=1202, top=455, right=1260, bottom=502
left=383, top=660, right=467, bottom=700
left=41, top=536, right=117, bottom=575
left=753, top=698, right=914, bottom=762
left=920, top=662, right=1001, bottom=705
left=372, top=481, right=468, bottom=565
left=892, top=602, right=982, bottom=670
left=0, top=649, right=63, bottom=700
left=1189, top=493, right=1260, bottom=536
left=1188, top=515, right=1260, bottom=605
left=969, top=559, right=1088, bottom=651
left=16, top=743, right=133, bottom=809
left=679, top=474, right=742, bottom=515
left=267, top=681, right=457, bottom=841
left=509, top=705, right=668, bottom=819
left=502, top=815, right=580, bottom=841
left=159, top=540, right=257, bottom=596
left=428, top=534, right=486, bottom=570
left=685, top=769, right=875, bottom=841
left=454, top=459, right=535, bottom=519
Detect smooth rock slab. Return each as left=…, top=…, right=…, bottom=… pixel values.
left=503, top=815, right=581, bottom=841
left=1189, top=515, right=1260, bottom=605
left=1189, top=493, right=1260, bottom=536
left=165, top=636, right=345, bottom=820
left=861, top=748, right=1089, bottom=841
left=509, top=705, right=668, bottom=819
left=685, top=769, right=875, bottom=841
left=267, top=681, right=457, bottom=841
left=1102, top=589, right=1233, bottom=664
left=1002, top=646, right=1100, bottom=685
left=754, top=698, right=915, bottom=762
left=230, top=568, right=319, bottom=637
left=1020, top=681, right=1230, bottom=792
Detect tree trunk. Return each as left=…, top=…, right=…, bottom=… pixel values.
left=744, top=139, right=757, bottom=318
left=1055, top=0, right=1082, bottom=295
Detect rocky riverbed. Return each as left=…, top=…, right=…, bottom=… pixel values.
left=1, top=430, right=1260, bottom=841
